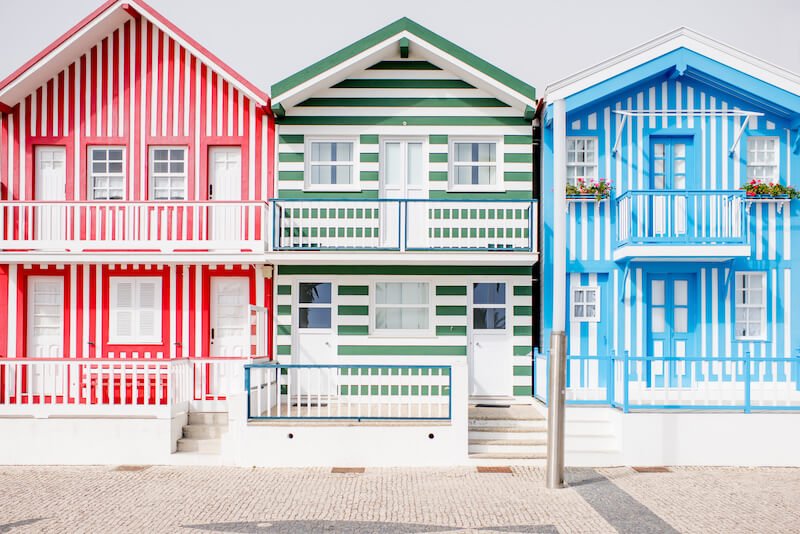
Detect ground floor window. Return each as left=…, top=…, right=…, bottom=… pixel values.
left=735, top=272, right=766, bottom=340
left=571, top=286, right=600, bottom=322
left=109, top=277, right=162, bottom=344
left=374, top=281, right=430, bottom=332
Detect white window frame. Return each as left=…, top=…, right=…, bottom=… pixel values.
left=108, top=276, right=163, bottom=344
left=371, top=280, right=434, bottom=337
left=571, top=285, right=600, bottom=323
left=566, top=137, right=598, bottom=187
left=448, top=137, right=504, bottom=192
left=88, top=146, right=126, bottom=200
left=746, top=136, right=779, bottom=182
left=149, top=146, right=188, bottom=200
left=295, top=280, right=335, bottom=333
left=734, top=272, right=767, bottom=341
left=304, top=137, right=360, bottom=192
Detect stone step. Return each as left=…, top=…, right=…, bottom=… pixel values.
left=188, top=412, right=229, bottom=426
left=468, top=418, right=545, bottom=430
left=469, top=440, right=547, bottom=455
left=176, top=438, right=221, bottom=454
left=468, top=451, right=548, bottom=460
left=469, top=429, right=546, bottom=441
left=182, top=424, right=227, bottom=440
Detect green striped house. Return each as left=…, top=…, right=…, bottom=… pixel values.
left=270, top=18, right=537, bottom=401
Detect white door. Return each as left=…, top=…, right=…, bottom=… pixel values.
left=210, top=277, right=250, bottom=357
left=209, top=147, right=242, bottom=243
left=294, top=282, right=336, bottom=397
left=380, top=139, right=426, bottom=248
left=34, top=146, right=66, bottom=243
left=469, top=282, right=513, bottom=397
left=27, top=276, right=65, bottom=395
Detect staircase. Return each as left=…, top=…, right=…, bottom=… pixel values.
left=468, top=404, right=547, bottom=465
left=176, top=412, right=228, bottom=454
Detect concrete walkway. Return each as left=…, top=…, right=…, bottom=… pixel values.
left=0, top=465, right=797, bottom=533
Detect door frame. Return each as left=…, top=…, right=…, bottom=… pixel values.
left=204, top=266, right=254, bottom=358
left=21, top=268, right=70, bottom=360
left=467, top=280, right=512, bottom=397
left=378, top=137, right=429, bottom=198
left=207, top=145, right=244, bottom=200
left=25, top=274, right=66, bottom=358
left=209, top=275, right=251, bottom=358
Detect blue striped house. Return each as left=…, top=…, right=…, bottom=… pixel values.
left=539, top=28, right=800, bottom=411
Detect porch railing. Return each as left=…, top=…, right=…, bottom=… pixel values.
left=533, top=351, right=800, bottom=412
left=272, top=199, right=537, bottom=252
left=0, top=201, right=269, bottom=252
left=616, top=190, right=747, bottom=246
left=245, top=363, right=452, bottom=421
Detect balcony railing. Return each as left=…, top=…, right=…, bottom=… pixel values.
left=272, top=199, right=537, bottom=252
left=0, top=201, right=269, bottom=253
left=617, top=190, right=747, bottom=247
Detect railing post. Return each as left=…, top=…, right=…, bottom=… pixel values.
left=244, top=365, right=251, bottom=420
left=744, top=351, right=752, bottom=414
left=607, top=352, right=615, bottom=405
left=401, top=199, right=407, bottom=252
left=623, top=351, right=630, bottom=413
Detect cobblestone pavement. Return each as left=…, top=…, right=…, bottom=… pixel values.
left=0, top=465, right=797, bottom=533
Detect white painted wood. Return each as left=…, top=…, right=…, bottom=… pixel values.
left=34, top=146, right=66, bottom=242
left=210, top=277, right=250, bottom=358
left=468, top=282, right=512, bottom=397
left=209, top=147, right=243, bottom=242
left=27, top=276, right=65, bottom=396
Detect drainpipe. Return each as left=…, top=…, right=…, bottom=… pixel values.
left=546, top=98, right=568, bottom=490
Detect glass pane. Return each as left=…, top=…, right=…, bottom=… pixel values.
left=298, top=283, right=332, bottom=304
left=153, top=149, right=169, bottom=160
left=335, top=142, right=352, bottom=162
left=674, top=160, right=686, bottom=174
left=674, top=280, right=688, bottom=306
left=170, top=149, right=184, bottom=160
left=331, top=165, right=352, bottom=185
left=585, top=305, right=596, bottom=318
left=674, top=308, right=688, bottom=333
left=747, top=322, right=761, bottom=338
left=384, top=143, right=401, bottom=186
left=298, top=308, right=331, bottom=329
left=654, top=160, right=664, bottom=174
left=651, top=280, right=665, bottom=306
left=653, top=144, right=664, bottom=157
left=402, top=308, right=428, bottom=329
left=674, top=144, right=686, bottom=157
left=585, top=290, right=596, bottom=304
left=474, top=308, right=506, bottom=330
left=407, top=143, right=423, bottom=186
left=573, top=304, right=584, bottom=318
left=473, top=283, right=506, bottom=305
left=651, top=307, right=665, bottom=333
left=376, top=282, right=427, bottom=305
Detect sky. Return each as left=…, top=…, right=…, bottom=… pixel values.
left=0, top=0, right=799, bottom=96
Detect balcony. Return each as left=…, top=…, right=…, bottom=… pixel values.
left=615, top=190, right=749, bottom=260
left=271, top=199, right=538, bottom=260
left=0, top=201, right=268, bottom=261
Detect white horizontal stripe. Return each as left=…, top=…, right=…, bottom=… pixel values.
left=287, top=107, right=523, bottom=117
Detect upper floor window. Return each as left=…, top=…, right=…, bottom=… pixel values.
left=89, top=147, right=125, bottom=200
left=450, top=141, right=498, bottom=190
left=571, top=286, right=600, bottom=322
left=307, top=140, right=356, bottom=189
left=567, top=137, right=597, bottom=186
left=746, top=137, right=779, bottom=182
left=150, top=147, right=187, bottom=200
left=109, top=276, right=162, bottom=344
left=735, top=272, right=766, bottom=340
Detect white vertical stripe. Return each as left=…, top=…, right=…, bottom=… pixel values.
left=580, top=203, right=588, bottom=260
left=700, top=269, right=706, bottom=356
left=237, top=91, right=244, bottom=137
left=568, top=204, right=576, bottom=261
left=588, top=273, right=597, bottom=356
left=129, top=20, right=136, bottom=200
left=755, top=203, right=763, bottom=260
left=687, top=86, right=694, bottom=128
left=767, top=204, right=776, bottom=260
left=62, top=68, right=69, bottom=137
left=83, top=266, right=90, bottom=356
left=118, top=26, right=125, bottom=137
left=624, top=263, right=631, bottom=354
left=107, top=33, right=113, bottom=137
left=19, top=99, right=25, bottom=200
left=195, top=266, right=203, bottom=356
left=603, top=107, right=611, bottom=261
left=569, top=273, right=580, bottom=356
left=172, top=38, right=180, bottom=137
left=787, top=129, right=792, bottom=187
left=771, top=269, right=777, bottom=360
left=195, top=57, right=202, bottom=200
left=183, top=47, right=190, bottom=137
left=592, top=202, right=600, bottom=262
left=182, top=265, right=190, bottom=356
left=7, top=265, right=17, bottom=357
left=96, top=43, right=103, bottom=136
left=784, top=270, right=791, bottom=358
left=5, top=113, right=12, bottom=201
left=169, top=265, right=176, bottom=358
left=724, top=268, right=731, bottom=359
left=150, top=26, right=158, bottom=137
left=160, top=33, right=168, bottom=137
left=720, top=101, right=728, bottom=190
left=261, top=115, right=268, bottom=201
left=95, top=266, right=102, bottom=357
left=734, top=109, right=741, bottom=187
left=227, top=82, right=234, bottom=136
left=248, top=101, right=256, bottom=200
left=140, top=21, right=147, bottom=200
left=711, top=269, right=719, bottom=358
left=636, top=92, right=643, bottom=189
left=84, top=52, right=91, bottom=136
left=216, top=73, right=223, bottom=136
left=635, top=269, right=643, bottom=357
left=648, top=86, right=656, bottom=128
left=612, top=270, right=619, bottom=356
left=205, top=64, right=212, bottom=137
left=30, top=86, right=37, bottom=137
left=660, top=81, right=667, bottom=127
left=709, top=96, right=716, bottom=190
left=40, top=82, right=47, bottom=136
left=69, top=265, right=77, bottom=357
left=700, top=91, right=706, bottom=189
left=53, top=74, right=59, bottom=137
left=675, top=81, right=682, bottom=128
left=74, top=60, right=80, bottom=200
left=783, top=207, right=791, bottom=261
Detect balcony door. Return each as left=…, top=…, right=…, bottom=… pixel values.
left=647, top=274, right=695, bottom=388
left=209, top=147, right=242, bottom=244
left=650, top=137, right=692, bottom=238
left=380, top=139, right=426, bottom=248
left=34, top=146, right=66, bottom=243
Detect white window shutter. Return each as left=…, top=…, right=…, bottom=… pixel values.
left=114, top=281, right=134, bottom=339
left=137, top=280, right=158, bottom=338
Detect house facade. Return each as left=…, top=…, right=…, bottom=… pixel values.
left=539, top=29, right=800, bottom=465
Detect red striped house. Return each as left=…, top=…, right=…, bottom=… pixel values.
left=0, top=0, right=274, bottom=397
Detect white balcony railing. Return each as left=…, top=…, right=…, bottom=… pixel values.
left=0, top=201, right=269, bottom=253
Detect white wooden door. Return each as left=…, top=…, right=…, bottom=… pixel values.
left=209, top=147, right=242, bottom=243
left=210, top=277, right=250, bottom=357
left=27, top=276, right=65, bottom=395
left=380, top=140, right=426, bottom=248
left=294, top=282, right=336, bottom=397
left=469, top=282, right=512, bottom=397
left=34, top=146, right=66, bottom=242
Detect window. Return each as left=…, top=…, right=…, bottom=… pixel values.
left=307, top=140, right=355, bottom=188
left=450, top=141, right=499, bottom=189
left=374, top=282, right=430, bottom=332
left=473, top=283, right=506, bottom=330
left=150, top=147, right=187, bottom=200
left=298, top=282, right=332, bottom=329
left=746, top=137, right=779, bottom=182
left=89, top=147, right=125, bottom=200
left=567, top=137, right=597, bottom=186
left=109, top=277, right=162, bottom=344
left=735, top=273, right=766, bottom=340
left=572, top=286, right=600, bottom=322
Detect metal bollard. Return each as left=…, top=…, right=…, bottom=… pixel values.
left=546, top=330, right=567, bottom=489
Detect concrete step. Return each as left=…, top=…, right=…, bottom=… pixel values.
left=468, top=418, right=545, bottom=430
left=176, top=437, right=221, bottom=454
left=188, top=412, right=229, bottom=426
left=469, top=440, right=547, bottom=455
left=182, top=424, right=227, bottom=440
left=468, top=451, right=548, bottom=460
left=469, top=429, right=547, bottom=441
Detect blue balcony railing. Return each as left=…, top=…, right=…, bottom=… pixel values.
left=616, top=190, right=747, bottom=247
left=271, top=198, right=537, bottom=252
left=533, top=350, right=800, bottom=412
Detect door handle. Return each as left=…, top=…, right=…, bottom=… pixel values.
left=476, top=342, right=482, bottom=348
left=324, top=341, right=331, bottom=347
left=208, top=184, right=214, bottom=199
left=211, top=328, right=215, bottom=341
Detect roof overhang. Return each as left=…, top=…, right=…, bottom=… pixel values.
left=0, top=0, right=269, bottom=110
left=271, top=18, right=536, bottom=114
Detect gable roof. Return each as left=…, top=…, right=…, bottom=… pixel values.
left=271, top=17, right=536, bottom=112
left=545, top=27, right=800, bottom=118
left=0, top=0, right=269, bottom=109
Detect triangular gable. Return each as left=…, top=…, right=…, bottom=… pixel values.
left=0, top=0, right=268, bottom=109
left=271, top=17, right=535, bottom=114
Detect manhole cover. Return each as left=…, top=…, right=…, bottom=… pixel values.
left=114, top=465, right=151, bottom=472
left=331, top=467, right=365, bottom=474
left=477, top=466, right=513, bottom=473
left=632, top=466, right=671, bottom=473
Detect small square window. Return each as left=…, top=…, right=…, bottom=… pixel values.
left=572, top=286, right=600, bottom=322
left=746, top=137, right=779, bottom=182
left=374, top=282, right=430, bottom=332
left=735, top=273, right=767, bottom=340
left=149, top=147, right=187, bottom=200
left=89, top=147, right=126, bottom=200
left=566, top=137, right=598, bottom=187
left=306, top=140, right=356, bottom=189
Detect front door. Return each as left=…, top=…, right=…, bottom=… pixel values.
left=210, top=277, right=250, bottom=357
left=294, top=282, right=336, bottom=397
left=469, top=282, right=512, bottom=397
left=27, top=276, right=65, bottom=395
left=648, top=274, right=694, bottom=387
left=34, top=146, right=67, bottom=243
left=650, top=138, right=692, bottom=238
left=380, top=139, right=426, bottom=248
left=209, top=147, right=242, bottom=243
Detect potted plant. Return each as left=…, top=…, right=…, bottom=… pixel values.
left=741, top=179, right=799, bottom=199
left=566, top=177, right=613, bottom=201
